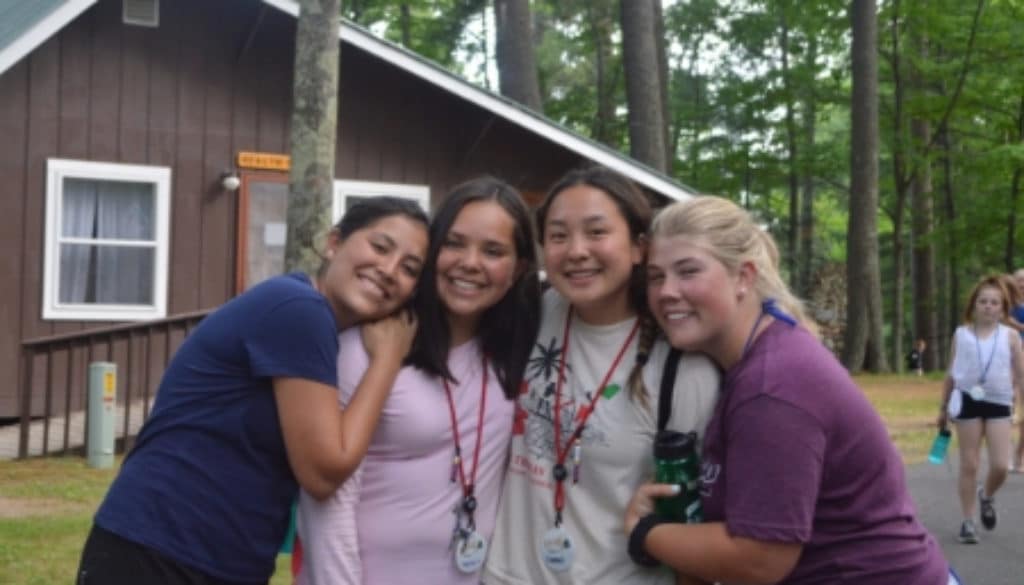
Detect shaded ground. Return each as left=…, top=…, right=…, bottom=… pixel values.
left=907, top=457, right=1024, bottom=585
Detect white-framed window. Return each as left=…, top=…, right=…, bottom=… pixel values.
left=332, top=179, right=430, bottom=223
left=42, top=159, right=171, bottom=321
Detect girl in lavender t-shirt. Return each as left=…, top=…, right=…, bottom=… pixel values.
left=294, top=177, right=542, bottom=585
left=624, top=196, right=953, bottom=585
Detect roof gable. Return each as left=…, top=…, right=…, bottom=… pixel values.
left=0, top=0, right=695, bottom=201
left=0, top=0, right=94, bottom=75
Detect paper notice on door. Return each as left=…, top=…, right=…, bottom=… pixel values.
left=264, top=222, right=287, bottom=247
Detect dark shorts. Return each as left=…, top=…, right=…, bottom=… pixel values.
left=77, top=524, right=264, bottom=585
left=955, top=393, right=1012, bottom=421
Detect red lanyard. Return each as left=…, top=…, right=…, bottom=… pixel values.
left=443, top=353, right=488, bottom=528
left=551, top=309, right=639, bottom=525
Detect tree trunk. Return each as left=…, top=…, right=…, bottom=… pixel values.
left=585, top=1, right=616, bottom=145
left=780, top=16, right=800, bottom=290
left=941, top=127, right=959, bottom=367
left=620, top=0, right=668, bottom=172
left=887, top=0, right=910, bottom=371
left=843, top=0, right=889, bottom=373
left=1005, top=95, right=1024, bottom=271
left=911, top=116, right=938, bottom=370
left=400, top=4, right=411, bottom=47
left=495, top=0, right=543, bottom=111
left=286, top=0, right=341, bottom=273
left=911, top=32, right=938, bottom=371
left=798, top=36, right=818, bottom=300
left=653, top=0, right=673, bottom=168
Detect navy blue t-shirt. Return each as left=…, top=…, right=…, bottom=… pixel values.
left=1013, top=304, right=1024, bottom=339
left=96, top=273, right=339, bottom=584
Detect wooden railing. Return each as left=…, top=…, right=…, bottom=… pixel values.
left=17, top=309, right=213, bottom=459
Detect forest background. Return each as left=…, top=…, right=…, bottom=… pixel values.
left=325, top=0, right=1024, bottom=373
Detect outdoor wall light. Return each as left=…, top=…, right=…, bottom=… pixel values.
left=220, top=170, right=241, bottom=191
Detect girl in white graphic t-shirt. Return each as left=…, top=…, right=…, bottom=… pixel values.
left=483, top=167, right=719, bottom=585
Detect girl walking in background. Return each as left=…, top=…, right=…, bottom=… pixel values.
left=77, top=198, right=429, bottom=585
left=939, top=275, right=1023, bottom=543
left=625, top=196, right=950, bottom=584
left=483, top=167, right=720, bottom=585
left=295, top=178, right=541, bottom=584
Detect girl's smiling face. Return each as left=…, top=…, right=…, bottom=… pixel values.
left=435, top=200, right=522, bottom=341
left=647, top=234, right=747, bottom=359
left=542, top=185, right=644, bottom=324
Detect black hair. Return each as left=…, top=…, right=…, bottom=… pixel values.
left=535, top=165, right=656, bottom=406
left=318, top=196, right=429, bottom=277
left=336, top=196, right=429, bottom=240
left=406, top=177, right=541, bottom=400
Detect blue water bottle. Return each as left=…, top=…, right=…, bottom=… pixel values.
left=928, top=428, right=951, bottom=464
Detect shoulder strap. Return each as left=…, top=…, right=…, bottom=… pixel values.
left=658, top=348, right=683, bottom=431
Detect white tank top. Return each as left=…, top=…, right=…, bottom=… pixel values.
left=949, top=324, right=1014, bottom=406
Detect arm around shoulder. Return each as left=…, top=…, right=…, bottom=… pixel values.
left=276, top=312, right=416, bottom=501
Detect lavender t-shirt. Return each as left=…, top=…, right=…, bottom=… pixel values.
left=700, top=321, right=947, bottom=585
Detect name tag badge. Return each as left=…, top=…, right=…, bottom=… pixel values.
left=968, top=385, right=986, bottom=401
left=539, top=526, right=575, bottom=573
left=454, top=530, right=488, bottom=574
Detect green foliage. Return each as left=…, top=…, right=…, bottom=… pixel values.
left=345, top=0, right=488, bottom=73
left=345, top=0, right=1024, bottom=362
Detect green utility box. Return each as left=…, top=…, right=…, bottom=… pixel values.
left=87, top=362, right=117, bottom=469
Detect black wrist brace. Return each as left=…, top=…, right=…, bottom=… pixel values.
left=628, top=514, right=663, bottom=567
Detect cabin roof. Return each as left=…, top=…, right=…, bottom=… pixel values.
left=0, top=0, right=697, bottom=200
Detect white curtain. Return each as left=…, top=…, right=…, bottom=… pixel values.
left=58, top=178, right=154, bottom=305
left=58, top=179, right=98, bottom=303
left=95, top=181, right=154, bottom=304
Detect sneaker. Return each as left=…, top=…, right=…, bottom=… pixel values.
left=958, top=520, right=979, bottom=544
left=978, top=487, right=997, bottom=530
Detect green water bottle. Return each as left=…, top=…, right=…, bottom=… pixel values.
left=653, top=430, right=702, bottom=523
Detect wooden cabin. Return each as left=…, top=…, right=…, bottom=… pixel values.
left=0, top=0, right=694, bottom=457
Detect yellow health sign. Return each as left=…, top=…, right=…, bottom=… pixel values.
left=237, top=151, right=291, bottom=171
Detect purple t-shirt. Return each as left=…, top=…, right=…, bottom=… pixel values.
left=700, top=321, right=948, bottom=585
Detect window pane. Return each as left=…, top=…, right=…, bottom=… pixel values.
left=63, top=178, right=155, bottom=240
left=59, top=243, right=155, bottom=305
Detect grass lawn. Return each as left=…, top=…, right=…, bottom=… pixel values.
left=0, top=373, right=946, bottom=584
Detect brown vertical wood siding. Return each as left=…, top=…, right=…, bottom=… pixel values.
left=1, top=0, right=595, bottom=417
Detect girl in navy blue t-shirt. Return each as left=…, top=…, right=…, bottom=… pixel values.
left=77, top=197, right=430, bottom=585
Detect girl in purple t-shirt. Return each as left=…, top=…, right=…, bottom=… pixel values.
left=623, top=196, right=953, bottom=585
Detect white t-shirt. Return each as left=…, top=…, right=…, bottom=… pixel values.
left=949, top=324, right=1015, bottom=406
left=483, top=290, right=720, bottom=585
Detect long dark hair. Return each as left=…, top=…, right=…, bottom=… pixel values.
left=536, top=166, right=656, bottom=406
left=406, top=177, right=541, bottom=399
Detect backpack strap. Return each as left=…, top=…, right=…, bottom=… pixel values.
left=658, top=348, right=683, bottom=431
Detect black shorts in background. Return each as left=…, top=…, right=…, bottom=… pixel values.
left=954, top=393, right=1013, bottom=421
left=76, top=524, right=266, bottom=585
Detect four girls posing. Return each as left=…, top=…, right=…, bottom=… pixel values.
left=81, top=165, right=955, bottom=585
